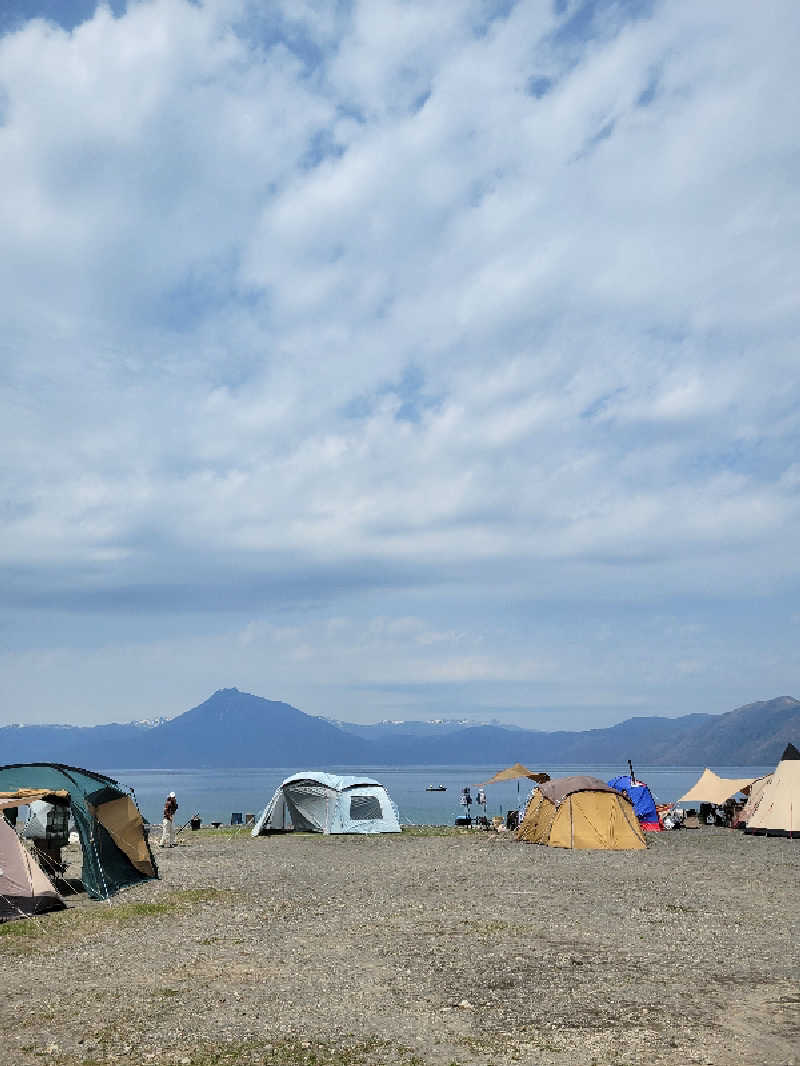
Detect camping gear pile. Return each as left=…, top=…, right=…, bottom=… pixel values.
left=251, top=772, right=401, bottom=835
left=651, top=742, right=800, bottom=836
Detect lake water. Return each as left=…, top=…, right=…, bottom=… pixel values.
left=105, top=765, right=773, bottom=827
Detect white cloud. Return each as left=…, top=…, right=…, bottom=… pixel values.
left=0, top=0, right=798, bottom=725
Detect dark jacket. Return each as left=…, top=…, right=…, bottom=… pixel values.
left=163, top=796, right=178, bottom=820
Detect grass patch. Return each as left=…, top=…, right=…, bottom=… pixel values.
left=0, top=918, right=44, bottom=938
left=93, top=886, right=231, bottom=923
left=55, top=1035, right=429, bottom=1066
left=400, top=825, right=461, bottom=837
left=173, top=827, right=255, bottom=840
left=1, top=886, right=233, bottom=956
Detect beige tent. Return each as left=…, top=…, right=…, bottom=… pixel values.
left=517, top=775, right=646, bottom=850
left=744, top=743, right=800, bottom=836
left=734, top=774, right=772, bottom=828
left=678, top=769, right=757, bottom=806
left=474, top=763, right=550, bottom=786
left=0, top=815, right=65, bottom=922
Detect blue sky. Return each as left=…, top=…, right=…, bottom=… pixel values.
left=1, top=0, right=798, bottom=728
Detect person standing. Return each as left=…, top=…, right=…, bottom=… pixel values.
left=160, top=791, right=178, bottom=848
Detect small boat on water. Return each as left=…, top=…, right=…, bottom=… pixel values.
left=425, top=784, right=447, bottom=792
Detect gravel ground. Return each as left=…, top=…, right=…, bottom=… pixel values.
left=1, top=825, right=798, bottom=1066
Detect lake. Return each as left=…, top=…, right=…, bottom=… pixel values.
left=105, top=765, right=773, bottom=827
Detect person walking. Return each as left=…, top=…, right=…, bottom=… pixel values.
left=160, top=791, right=178, bottom=848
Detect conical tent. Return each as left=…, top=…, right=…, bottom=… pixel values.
left=733, top=774, right=772, bottom=827
left=744, top=743, right=800, bottom=837
left=517, top=775, right=646, bottom=850
left=0, top=764, right=158, bottom=900
left=0, top=815, right=65, bottom=922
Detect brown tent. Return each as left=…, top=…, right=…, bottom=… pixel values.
left=517, top=775, right=646, bottom=850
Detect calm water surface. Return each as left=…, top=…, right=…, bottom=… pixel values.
left=105, top=765, right=772, bottom=827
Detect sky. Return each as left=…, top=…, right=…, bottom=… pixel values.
left=1, top=0, right=798, bottom=730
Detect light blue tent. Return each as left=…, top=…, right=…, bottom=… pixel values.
left=252, top=772, right=401, bottom=836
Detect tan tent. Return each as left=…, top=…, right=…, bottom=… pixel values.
left=88, top=794, right=156, bottom=877
left=517, top=775, right=646, bottom=850
left=744, top=743, right=800, bottom=836
left=474, top=763, right=550, bottom=786
left=678, top=769, right=757, bottom=806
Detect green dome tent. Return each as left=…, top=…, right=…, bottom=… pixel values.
left=0, top=764, right=157, bottom=900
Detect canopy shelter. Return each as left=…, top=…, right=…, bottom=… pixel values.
left=252, top=772, right=402, bottom=836
left=0, top=764, right=157, bottom=900
left=517, top=775, right=646, bottom=850
left=678, top=769, right=758, bottom=806
left=473, top=764, right=551, bottom=821
left=474, top=763, right=550, bottom=786
left=744, top=742, right=800, bottom=837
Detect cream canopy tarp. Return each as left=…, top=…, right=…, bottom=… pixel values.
left=0, top=789, right=70, bottom=810
left=678, top=769, right=757, bottom=805
left=474, top=763, right=550, bottom=786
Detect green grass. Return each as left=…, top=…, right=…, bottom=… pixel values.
left=400, top=825, right=463, bottom=837
left=0, top=886, right=233, bottom=954
left=58, top=1035, right=429, bottom=1066
left=0, top=918, right=44, bottom=938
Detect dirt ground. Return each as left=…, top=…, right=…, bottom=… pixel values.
left=1, top=825, right=798, bottom=1066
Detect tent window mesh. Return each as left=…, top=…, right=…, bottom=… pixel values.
left=350, top=795, right=382, bottom=820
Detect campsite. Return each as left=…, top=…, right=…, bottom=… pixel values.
left=2, top=754, right=800, bottom=1065
left=1, top=821, right=799, bottom=1066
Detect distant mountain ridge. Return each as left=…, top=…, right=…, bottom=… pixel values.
left=0, top=689, right=797, bottom=769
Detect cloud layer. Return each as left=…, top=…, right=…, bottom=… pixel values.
left=1, top=0, right=798, bottom=726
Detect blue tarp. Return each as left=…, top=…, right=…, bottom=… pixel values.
left=607, top=774, right=660, bottom=824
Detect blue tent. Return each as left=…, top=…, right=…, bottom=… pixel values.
left=607, top=774, right=661, bottom=828
left=252, top=772, right=401, bottom=835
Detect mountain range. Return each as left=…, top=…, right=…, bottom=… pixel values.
left=1, top=689, right=798, bottom=769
